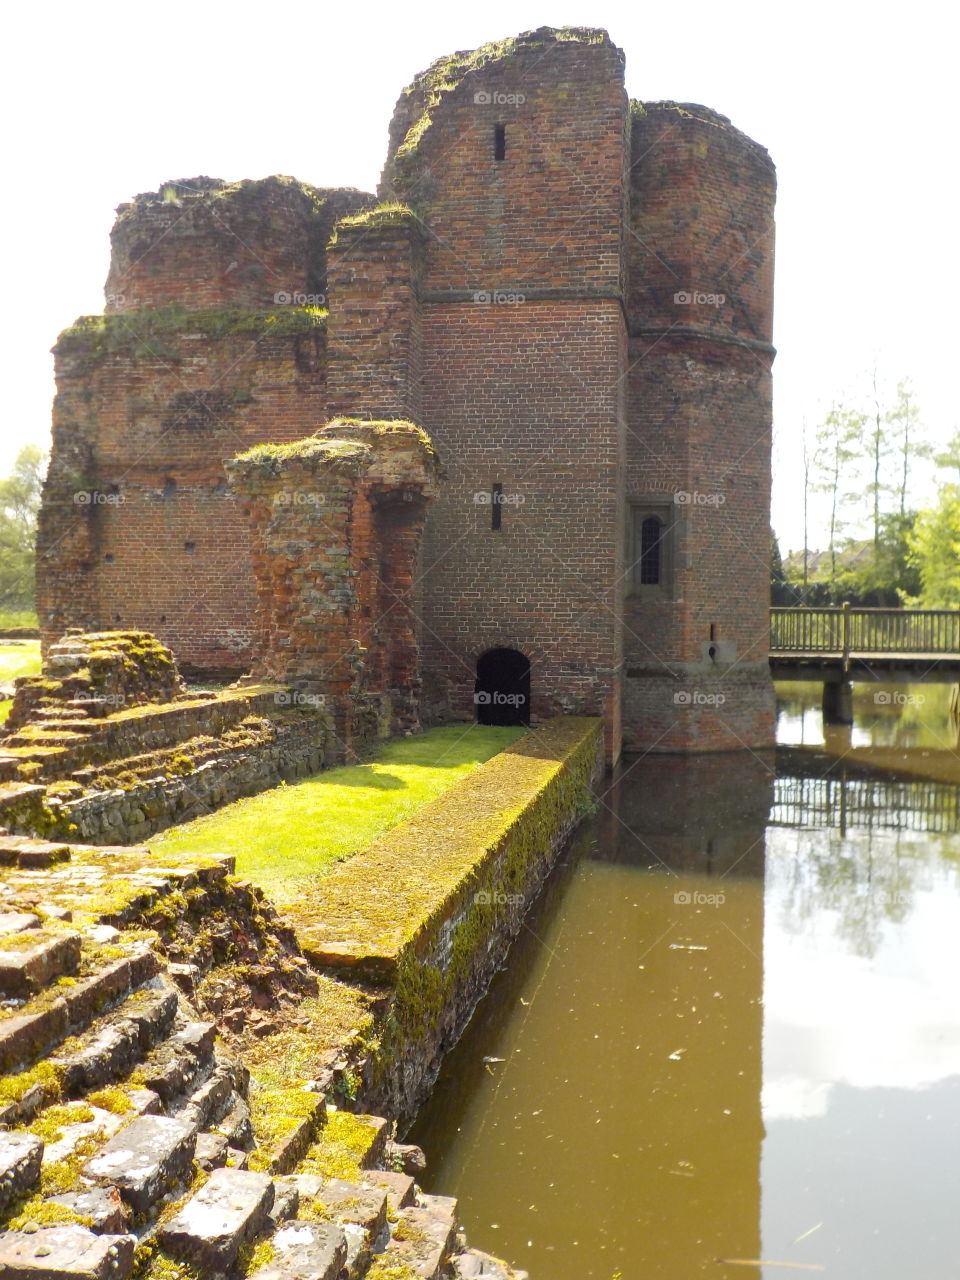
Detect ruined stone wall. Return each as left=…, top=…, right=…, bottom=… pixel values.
left=623, top=103, right=777, bottom=750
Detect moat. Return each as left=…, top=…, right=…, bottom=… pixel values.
left=411, top=683, right=960, bottom=1279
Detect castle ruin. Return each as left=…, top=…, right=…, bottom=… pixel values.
left=37, top=26, right=777, bottom=761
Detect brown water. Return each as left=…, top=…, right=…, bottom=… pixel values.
left=410, top=684, right=960, bottom=1279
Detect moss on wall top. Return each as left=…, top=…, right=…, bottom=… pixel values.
left=112, top=175, right=376, bottom=228
left=55, top=306, right=326, bottom=360
left=228, top=419, right=438, bottom=490
left=289, top=716, right=601, bottom=972
left=330, top=202, right=419, bottom=241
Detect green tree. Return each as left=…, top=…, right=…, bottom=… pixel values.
left=0, top=445, right=46, bottom=612
left=867, top=368, right=894, bottom=551
left=813, top=403, right=866, bottom=587
left=908, top=485, right=960, bottom=606
left=935, top=425, right=960, bottom=487
left=886, top=378, right=929, bottom=518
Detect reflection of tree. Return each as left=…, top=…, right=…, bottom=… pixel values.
left=771, top=823, right=956, bottom=960
left=776, top=681, right=960, bottom=751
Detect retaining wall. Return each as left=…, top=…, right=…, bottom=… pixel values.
left=290, top=715, right=605, bottom=1125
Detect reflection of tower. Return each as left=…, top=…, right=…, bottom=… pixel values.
left=599, top=753, right=771, bottom=1274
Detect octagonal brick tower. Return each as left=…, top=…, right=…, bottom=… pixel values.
left=624, top=102, right=777, bottom=751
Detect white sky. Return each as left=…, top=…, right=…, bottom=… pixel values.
left=3, top=0, right=957, bottom=552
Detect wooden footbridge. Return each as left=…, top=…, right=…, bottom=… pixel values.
left=770, top=605, right=960, bottom=720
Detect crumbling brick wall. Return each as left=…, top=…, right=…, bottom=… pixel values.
left=227, top=420, right=440, bottom=757
left=38, top=180, right=375, bottom=674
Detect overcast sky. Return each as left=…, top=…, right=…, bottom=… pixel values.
left=3, top=0, right=956, bottom=552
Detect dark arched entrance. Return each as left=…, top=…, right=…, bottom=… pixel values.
left=475, top=647, right=531, bottom=726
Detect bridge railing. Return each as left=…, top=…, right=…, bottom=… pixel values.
left=771, top=605, right=960, bottom=656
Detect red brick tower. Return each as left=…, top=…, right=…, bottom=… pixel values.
left=624, top=103, right=777, bottom=750
left=375, top=28, right=631, bottom=759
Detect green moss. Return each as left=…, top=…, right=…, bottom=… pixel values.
left=0, top=1061, right=63, bottom=1108
left=297, top=1111, right=382, bottom=1182
left=87, top=1086, right=135, bottom=1115
left=134, top=1246, right=205, bottom=1280
left=247, top=1085, right=323, bottom=1171
left=4, top=1195, right=91, bottom=1232
left=39, top=1130, right=108, bottom=1195
left=237, top=1236, right=276, bottom=1276
left=242, top=984, right=375, bottom=1093
left=27, top=1102, right=95, bottom=1143
left=56, top=306, right=326, bottom=361
left=331, top=202, right=417, bottom=239
left=365, top=1261, right=420, bottom=1280
left=296, top=1196, right=331, bottom=1222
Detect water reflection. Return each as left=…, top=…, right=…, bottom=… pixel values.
left=411, top=686, right=960, bottom=1279
left=412, top=755, right=772, bottom=1279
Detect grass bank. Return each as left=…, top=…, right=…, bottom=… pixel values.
left=153, top=723, right=526, bottom=902
left=0, top=639, right=41, bottom=723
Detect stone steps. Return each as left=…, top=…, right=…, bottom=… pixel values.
left=20, top=718, right=104, bottom=736
left=4, top=730, right=94, bottom=749
left=0, top=928, right=81, bottom=999
left=0, top=843, right=528, bottom=1280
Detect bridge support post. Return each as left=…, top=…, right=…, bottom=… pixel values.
left=823, top=679, right=853, bottom=725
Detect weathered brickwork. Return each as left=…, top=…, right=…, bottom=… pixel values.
left=227, top=420, right=440, bottom=755
left=105, top=177, right=376, bottom=313
left=36, top=26, right=776, bottom=757
left=622, top=101, right=777, bottom=749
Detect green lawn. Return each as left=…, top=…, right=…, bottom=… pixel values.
left=153, top=723, right=526, bottom=902
left=0, top=640, right=42, bottom=724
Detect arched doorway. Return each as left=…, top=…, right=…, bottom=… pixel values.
left=475, top=647, right=531, bottom=726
